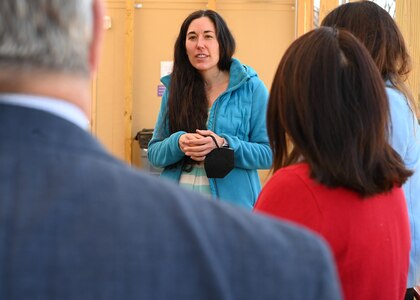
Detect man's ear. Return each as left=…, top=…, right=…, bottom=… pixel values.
left=89, top=0, right=105, bottom=75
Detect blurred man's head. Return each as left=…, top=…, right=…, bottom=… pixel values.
left=0, top=0, right=104, bottom=116
left=0, top=0, right=103, bottom=77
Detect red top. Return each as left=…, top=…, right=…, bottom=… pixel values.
left=255, top=163, right=410, bottom=300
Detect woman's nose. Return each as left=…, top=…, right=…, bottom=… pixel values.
left=196, top=36, right=205, bottom=48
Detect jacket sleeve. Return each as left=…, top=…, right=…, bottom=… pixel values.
left=387, top=86, right=418, bottom=158
left=147, top=89, right=186, bottom=168
left=223, top=78, right=272, bottom=170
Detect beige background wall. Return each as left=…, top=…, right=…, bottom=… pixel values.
left=92, top=0, right=133, bottom=162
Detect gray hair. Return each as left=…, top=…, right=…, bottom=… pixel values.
left=0, top=0, right=93, bottom=75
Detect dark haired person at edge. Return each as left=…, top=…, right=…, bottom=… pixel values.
left=148, top=10, right=271, bottom=209
left=321, top=2, right=420, bottom=298
left=254, top=27, right=411, bottom=300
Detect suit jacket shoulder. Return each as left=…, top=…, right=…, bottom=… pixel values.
left=0, top=104, right=342, bottom=300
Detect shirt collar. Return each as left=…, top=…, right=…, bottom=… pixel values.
left=0, top=93, right=90, bottom=130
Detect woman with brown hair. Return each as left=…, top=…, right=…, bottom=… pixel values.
left=321, top=2, right=420, bottom=297
left=254, top=27, right=411, bottom=300
left=148, top=10, right=271, bottom=208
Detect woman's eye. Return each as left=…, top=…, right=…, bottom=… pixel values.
left=188, top=36, right=197, bottom=41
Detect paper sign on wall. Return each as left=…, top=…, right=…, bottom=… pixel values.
left=158, top=61, right=173, bottom=97
left=160, top=61, right=173, bottom=77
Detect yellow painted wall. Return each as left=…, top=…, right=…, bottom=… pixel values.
left=318, top=0, right=339, bottom=24
left=92, top=0, right=129, bottom=162
left=217, top=1, right=295, bottom=91
left=296, top=0, right=314, bottom=35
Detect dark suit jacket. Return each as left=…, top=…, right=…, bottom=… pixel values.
left=0, top=102, right=342, bottom=299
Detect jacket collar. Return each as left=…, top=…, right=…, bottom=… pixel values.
left=161, top=58, right=257, bottom=91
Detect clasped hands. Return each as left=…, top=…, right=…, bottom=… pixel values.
left=179, top=129, right=225, bottom=162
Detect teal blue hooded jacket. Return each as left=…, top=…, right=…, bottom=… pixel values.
left=148, top=58, right=272, bottom=209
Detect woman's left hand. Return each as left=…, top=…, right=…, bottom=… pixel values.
left=182, top=129, right=224, bottom=161
left=196, top=129, right=226, bottom=147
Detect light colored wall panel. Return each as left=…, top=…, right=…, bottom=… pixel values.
left=296, top=0, right=314, bottom=36
left=217, top=1, right=295, bottom=90
left=131, top=1, right=208, bottom=166
left=318, top=0, right=339, bottom=24
left=93, top=1, right=127, bottom=161
left=217, top=0, right=295, bottom=184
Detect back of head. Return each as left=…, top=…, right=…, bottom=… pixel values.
left=0, top=0, right=93, bottom=76
left=321, top=1, right=416, bottom=111
left=267, top=27, right=412, bottom=196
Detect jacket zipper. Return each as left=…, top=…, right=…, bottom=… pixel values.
left=210, top=99, right=220, bottom=198
left=208, top=74, right=247, bottom=199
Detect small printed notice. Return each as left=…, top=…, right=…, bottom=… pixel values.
left=157, top=84, right=166, bottom=97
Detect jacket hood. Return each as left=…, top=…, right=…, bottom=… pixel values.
left=227, top=58, right=257, bottom=92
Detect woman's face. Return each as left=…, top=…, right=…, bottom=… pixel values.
left=185, top=17, right=220, bottom=74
